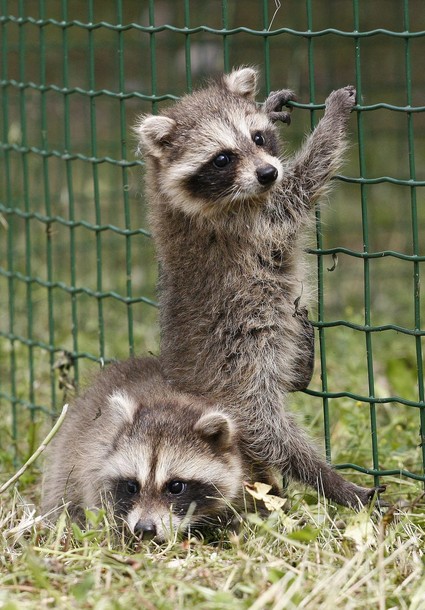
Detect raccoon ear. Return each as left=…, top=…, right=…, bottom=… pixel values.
left=135, top=115, right=176, bottom=155
left=108, top=390, right=139, bottom=424
left=223, top=67, right=258, bottom=99
left=194, top=411, right=236, bottom=451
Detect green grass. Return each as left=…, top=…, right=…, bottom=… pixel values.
left=1, top=485, right=425, bottom=609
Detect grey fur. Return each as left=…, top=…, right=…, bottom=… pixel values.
left=42, top=357, right=275, bottom=542
left=136, top=67, right=385, bottom=508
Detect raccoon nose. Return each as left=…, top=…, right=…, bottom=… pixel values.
left=134, top=519, right=157, bottom=541
left=256, top=164, right=278, bottom=185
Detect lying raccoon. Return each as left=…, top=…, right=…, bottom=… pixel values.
left=42, top=357, right=273, bottom=542
left=136, top=67, right=385, bottom=508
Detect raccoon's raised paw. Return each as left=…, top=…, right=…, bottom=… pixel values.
left=325, top=85, right=357, bottom=115
left=263, top=89, right=297, bottom=125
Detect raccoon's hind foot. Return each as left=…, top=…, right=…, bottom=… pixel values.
left=357, top=484, right=389, bottom=508
left=338, top=483, right=388, bottom=510
left=289, top=444, right=388, bottom=510
left=264, top=89, right=297, bottom=125
left=324, top=85, right=357, bottom=116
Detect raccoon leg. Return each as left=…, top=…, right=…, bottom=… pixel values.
left=287, top=433, right=386, bottom=508
left=263, top=89, right=297, bottom=125
left=243, top=407, right=385, bottom=508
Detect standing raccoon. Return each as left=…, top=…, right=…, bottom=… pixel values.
left=136, top=67, right=385, bottom=508
left=42, top=357, right=264, bottom=542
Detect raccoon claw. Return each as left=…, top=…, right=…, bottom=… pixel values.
left=264, top=89, right=297, bottom=125
left=361, top=484, right=388, bottom=508
left=369, top=484, right=388, bottom=504
left=272, top=111, right=292, bottom=125
left=371, top=484, right=387, bottom=496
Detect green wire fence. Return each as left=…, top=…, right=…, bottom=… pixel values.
left=0, top=1, right=424, bottom=490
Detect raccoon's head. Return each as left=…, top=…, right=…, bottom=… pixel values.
left=136, top=67, right=285, bottom=219
left=97, top=390, right=244, bottom=543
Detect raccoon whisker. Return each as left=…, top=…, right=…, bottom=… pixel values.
left=228, top=185, right=242, bottom=199
left=212, top=185, right=240, bottom=205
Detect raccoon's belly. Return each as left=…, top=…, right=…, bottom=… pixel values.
left=162, top=279, right=303, bottom=398
left=206, top=305, right=296, bottom=383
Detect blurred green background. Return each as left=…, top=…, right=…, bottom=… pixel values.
left=0, top=1, right=424, bottom=490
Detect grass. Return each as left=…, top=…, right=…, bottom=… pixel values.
left=1, top=484, right=425, bottom=609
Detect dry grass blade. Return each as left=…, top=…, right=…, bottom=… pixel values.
left=0, top=403, right=69, bottom=495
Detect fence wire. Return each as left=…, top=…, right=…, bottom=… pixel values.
left=0, top=0, right=424, bottom=488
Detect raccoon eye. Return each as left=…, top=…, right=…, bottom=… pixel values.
left=166, top=480, right=187, bottom=495
left=213, top=153, right=231, bottom=168
left=253, top=132, right=265, bottom=146
left=125, top=480, right=140, bottom=495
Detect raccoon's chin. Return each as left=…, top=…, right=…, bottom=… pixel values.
left=236, top=173, right=282, bottom=201
left=227, top=184, right=278, bottom=207
left=249, top=183, right=279, bottom=198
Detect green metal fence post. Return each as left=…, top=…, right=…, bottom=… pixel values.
left=306, top=0, right=332, bottom=464
left=403, top=0, right=425, bottom=482
left=61, top=0, right=79, bottom=386
left=39, top=0, right=57, bottom=423
left=87, top=0, right=105, bottom=362
left=353, top=0, right=380, bottom=488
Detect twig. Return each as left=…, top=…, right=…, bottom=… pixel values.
left=268, top=0, right=281, bottom=31
left=0, top=403, right=69, bottom=495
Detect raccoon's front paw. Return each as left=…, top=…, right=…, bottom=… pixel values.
left=263, top=89, right=297, bottom=125
left=325, top=85, right=357, bottom=115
